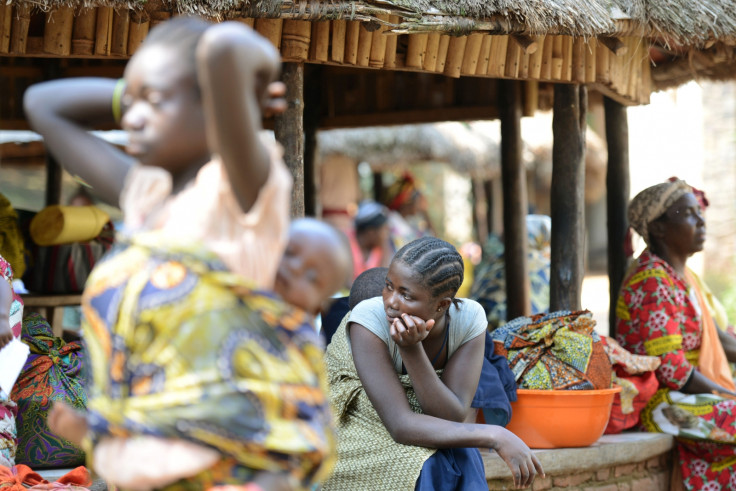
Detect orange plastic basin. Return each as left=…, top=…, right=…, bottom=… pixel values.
left=506, top=386, right=622, bottom=449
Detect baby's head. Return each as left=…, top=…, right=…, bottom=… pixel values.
left=120, top=16, right=211, bottom=172
left=275, top=218, right=352, bottom=315
left=349, top=267, right=388, bottom=310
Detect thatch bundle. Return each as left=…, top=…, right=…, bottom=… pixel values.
left=644, top=0, right=736, bottom=47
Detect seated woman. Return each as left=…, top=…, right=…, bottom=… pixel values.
left=324, top=236, right=543, bottom=491
left=616, top=178, right=736, bottom=491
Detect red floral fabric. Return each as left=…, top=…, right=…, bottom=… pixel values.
left=616, top=250, right=736, bottom=491
left=615, top=250, right=699, bottom=390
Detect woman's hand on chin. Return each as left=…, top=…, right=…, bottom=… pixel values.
left=390, top=314, right=434, bottom=347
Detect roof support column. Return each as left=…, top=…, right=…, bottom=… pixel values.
left=303, top=65, right=321, bottom=217
left=275, top=61, right=305, bottom=218
left=604, top=96, right=630, bottom=336
left=499, top=79, right=530, bottom=320
left=550, top=84, right=587, bottom=312
left=45, top=154, right=62, bottom=207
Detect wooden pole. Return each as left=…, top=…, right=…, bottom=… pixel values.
left=373, top=172, right=383, bottom=204
left=71, top=7, right=97, bottom=55
left=471, top=178, right=487, bottom=245
left=499, top=80, right=530, bottom=321
left=550, top=84, right=587, bottom=311
left=604, top=96, right=629, bottom=337
left=483, top=179, right=494, bottom=238
left=45, top=154, right=63, bottom=207
left=274, top=62, right=305, bottom=218
left=43, top=6, right=74, bottom=56
left=303, top=65, right=321, bottom=217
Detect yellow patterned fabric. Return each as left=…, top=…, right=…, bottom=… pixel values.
left=0, top=193, right=26, bottom=279
left=323, top=317, right=435, bottom=491
left=82, top=232, right=335, bottom=490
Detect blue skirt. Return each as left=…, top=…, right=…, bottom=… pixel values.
left=414, top=447, right=488, bottom=491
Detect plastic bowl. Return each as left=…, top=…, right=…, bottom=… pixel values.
left=505, top=386, right=622, bottom=449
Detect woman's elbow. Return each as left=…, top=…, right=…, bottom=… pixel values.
left=23, top=84, right=46, bottom=123
left=386, top=423, right=413, bottom=446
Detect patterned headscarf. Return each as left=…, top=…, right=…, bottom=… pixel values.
left=384, top=173, right=420, bottom=212
left=627, top=179, right=692, bottom=246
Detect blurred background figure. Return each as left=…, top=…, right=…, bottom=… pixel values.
left=470, top=215, right=551, bottom=329
left=382, top=172, right=435, bottom=250
left=347, top=201, right=393, bottom=283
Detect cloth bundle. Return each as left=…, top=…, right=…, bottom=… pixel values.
left=0, top=464, right=91, bottom=490
left=601, top=337, right=660, bottom=434
left=491, top=310, right=612, bottom=390
left=29, top=206, right=109, bottom=247
left=10, top=314, right=87, bottom=468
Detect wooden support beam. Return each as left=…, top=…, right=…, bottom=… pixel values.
left=499, top=79, right=530, bottom=321
left=550, top=84, right=587, bottom=311
left=303, top=65, right=321, bottom=217
left=274, top=62, right=305, bottom=218
left=483, top=179, right=494, bottom=238
left=45, top=154, right=63, bottom=207
left=604, top=96, right=629, bottom=337
left=372, top=172, right=383, bottom=204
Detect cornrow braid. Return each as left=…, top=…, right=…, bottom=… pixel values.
left=393, top=237, right=464, bottom=301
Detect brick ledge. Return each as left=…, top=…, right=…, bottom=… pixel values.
left=483, top=432, right=674, bottom=479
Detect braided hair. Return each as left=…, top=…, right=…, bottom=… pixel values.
left=392, top=237, right=464, bottom=302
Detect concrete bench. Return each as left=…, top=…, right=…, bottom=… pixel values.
left=483, top=432, right=675, bottom=490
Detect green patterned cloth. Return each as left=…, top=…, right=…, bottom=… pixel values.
left=11, top=313, right=87, bottom=468
left=491, top=310, right=612, bottom=390
left=323, top=316, right=436, bottom=491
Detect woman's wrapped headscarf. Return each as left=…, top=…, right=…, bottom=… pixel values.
left=627, top=179, right=692, bottom=246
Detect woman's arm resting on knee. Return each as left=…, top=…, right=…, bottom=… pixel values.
left=196, top=22, right=281, bottom=214
left=683, top=368, right=736, bottom=397
left=350, top=323, right=542, bottom=488
left=23, top=78, right=134, bottom=205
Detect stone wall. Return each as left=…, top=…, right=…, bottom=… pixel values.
left=484, top=433, right=674, bottom=491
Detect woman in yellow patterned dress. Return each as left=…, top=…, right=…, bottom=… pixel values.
left=25, top=14, right=351, bottom=491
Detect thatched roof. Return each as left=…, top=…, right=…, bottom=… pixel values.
left=318, top=121, right=503, bottom=179
left=650, top=45, right=736, bottom=90
left=317, top=117, right=607, bottom=196
left=11, top=0, right=736, bottom=46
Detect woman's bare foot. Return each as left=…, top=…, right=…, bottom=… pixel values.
left=48, top=401, right=88, bottom=447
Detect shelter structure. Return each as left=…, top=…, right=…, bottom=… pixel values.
left=2, top=0, right=736, bottom=328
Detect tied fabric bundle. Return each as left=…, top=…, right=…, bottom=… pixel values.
left=491, top=310, right=612, bottom=390
left=0, top=464, right=91, bottom=490
left=602, top=337, right=660, bottom=434
left=10, top=314, right=87, bottom=468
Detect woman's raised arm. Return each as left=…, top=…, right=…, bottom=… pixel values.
left=23, top=78, right=135, bottom=205
left=195, top=22, right=282, bottom=214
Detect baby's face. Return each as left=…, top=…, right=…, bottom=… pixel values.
left=275, top=229, right=348, bottom=315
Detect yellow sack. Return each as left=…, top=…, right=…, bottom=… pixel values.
left=30, top=205, right=110, bottom=246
